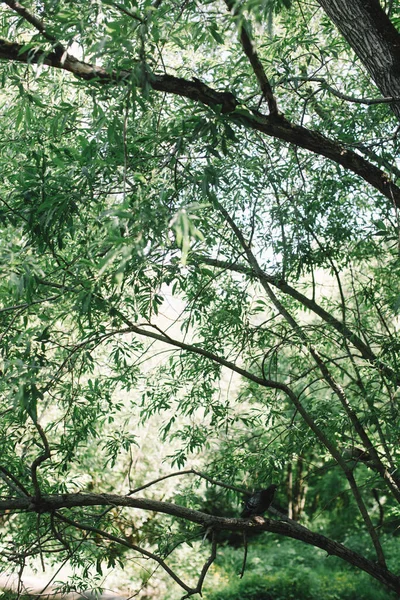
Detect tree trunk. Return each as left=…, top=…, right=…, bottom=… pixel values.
left=317, top=0, right=400, bottom=120
left=287, top=456, right=308, bottom=521
left=287, top=462, right=293, bottom=519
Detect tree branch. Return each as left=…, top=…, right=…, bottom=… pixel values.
left=108, top=1, right=144, bottom=23
left=2, top=0, right=58, bottom=43
left=316, top=0, right=400, bottom=120
left=0, top=294, right=62, bottom=315
left=30, top=421, right=51, bottom=501
left=224, top=0, right=279, bottom=115
left=55, top=513, right=197, bottom=595
left=211, top=196, right=397, bottom=564
left=183, top=529, right=217, bottom=600
left=112, top=314, right=388, bottom=564
left=0, top=466, right=30, bottom=497
left=189, top=254, right=398, bottom=383
left=281, top=75, right=400, bottom=105
left=2, top=492, right=399, bottom=594
left=129, top=468, right=248, bottom=496
left=0, top=39, right=399, bottom=207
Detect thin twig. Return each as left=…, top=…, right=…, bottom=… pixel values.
left=280, top=75, right=400, bottom=105
left=30, top=421, right=51, bottom=501
left=0, top=294, right=62, bottom=315
left=129, top=468, right=248, bottom=496
left=239, top=530, right=248, bottom=578
left=108, top=0, right=144, bottom=23
left=0, top=466, right=30, bottom=496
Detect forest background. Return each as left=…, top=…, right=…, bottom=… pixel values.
left=1, top=0, right=400, bottom=598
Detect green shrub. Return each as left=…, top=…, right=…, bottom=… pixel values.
left=205, top=569, right=394, bottom=600
left=203, top=538, right=397, bottom=600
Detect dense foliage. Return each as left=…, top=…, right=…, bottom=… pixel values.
left=1, top=0, right=400, bottom=597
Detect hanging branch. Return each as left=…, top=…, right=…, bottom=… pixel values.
left=55, top=513, right=207, bottom=597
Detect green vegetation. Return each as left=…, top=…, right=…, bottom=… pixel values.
left=0, top=0, right=400, bottom=598
left=203, top=539, right=398, bottom=600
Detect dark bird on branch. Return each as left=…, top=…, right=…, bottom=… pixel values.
left=342, top=446, right=373, bottom=464
left=241, top=484, right=278, bottom=518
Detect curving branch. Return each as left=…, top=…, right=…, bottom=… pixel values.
left=55, top=512, right=204, bottom=596
left=0, top=38, right=399, bottom=206
left=2, top=492, right=400, bottom=594
left=129, top=468, right=248, bottom=496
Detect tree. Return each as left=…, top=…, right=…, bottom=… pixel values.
left=0, top=0, right=400, bottom=596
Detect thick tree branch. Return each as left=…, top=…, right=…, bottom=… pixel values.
left=2, top=492, right=400, bottom=593
left=1, top=0, right=68, bottom=62
left=0, top=39, right=399, bottom=207
left=230, top=106, right=400, bottom=207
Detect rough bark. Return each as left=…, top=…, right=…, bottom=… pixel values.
left=317, top=0, right=400, bottom=120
